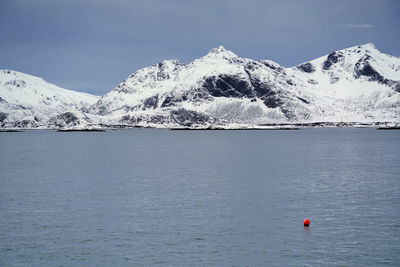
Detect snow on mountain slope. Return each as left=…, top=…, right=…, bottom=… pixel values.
left=0, top=70, right=99, bottom=128
left=90, top=46, right=319, bottom=127
left=90, top=43, right=399, bottom=128
left=289, top=43, right=400, bottom=122
left=1, top=43, right=399, bottom=129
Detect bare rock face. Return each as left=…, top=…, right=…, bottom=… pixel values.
left=171, top=109, right=213, bottom=127
left=353, top=55, right=400, bottom=92
left=0, top=112, right=8, bottom=122
left=297, top=62, right=316, bottom=73
left=203, top=74, right=253, bottom=98
left=323, top=51, right=344, bottom=70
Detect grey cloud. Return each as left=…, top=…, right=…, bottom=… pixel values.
left=338, top=23, right=374, bottom=29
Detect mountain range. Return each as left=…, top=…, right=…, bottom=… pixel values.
left=1, top=43, right=399, bottom=129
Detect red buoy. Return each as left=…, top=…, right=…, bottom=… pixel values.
left=304, top=218, right=310, bottom=227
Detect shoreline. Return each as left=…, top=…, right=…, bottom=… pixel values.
left=1, top=126, right=399, bottom=132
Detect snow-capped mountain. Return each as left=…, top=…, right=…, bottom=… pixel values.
left=89, top=43, right=400, bottom=127
left=0, top=70, right=99, bottom=128
left=89, top=46, right=311, bottom=127
left=1, top=43, right=399, bottom=129
left=288, top=43, right=400, bottom=123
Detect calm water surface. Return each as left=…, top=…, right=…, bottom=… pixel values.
left=0, top=128, right=399, bottom=266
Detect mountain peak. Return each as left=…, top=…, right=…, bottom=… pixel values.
left=345, top=43, right=379, bottom=53
left=209, top=45, right=228, bottom=53
left=360, top=43, right=376, bottom=49
left=206, top=45, right=238, bottom=59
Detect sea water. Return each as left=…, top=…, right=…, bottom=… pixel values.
left=0, top=128, right=399, bottom=266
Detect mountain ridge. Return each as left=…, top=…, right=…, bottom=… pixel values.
left=1, top=43, right=399, bottom=129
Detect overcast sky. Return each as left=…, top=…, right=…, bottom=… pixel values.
left=1, top=0, right=399, bottom=95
